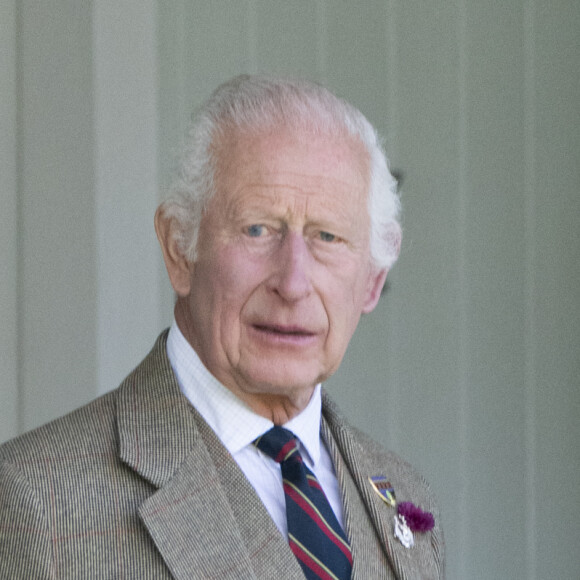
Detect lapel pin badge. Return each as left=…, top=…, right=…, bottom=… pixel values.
left=368, top=475, right=397, bottom=507
left=369, top=476, right=435, bottom=549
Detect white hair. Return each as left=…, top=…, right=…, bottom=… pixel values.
left=160, top=74, right=401, bottom=270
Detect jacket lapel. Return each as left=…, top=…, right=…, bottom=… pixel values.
left=321, top=414, right=401, bottom=580
left=116, top=332, right=254, bottom=579
left=137, top=437, right=257, bottom=579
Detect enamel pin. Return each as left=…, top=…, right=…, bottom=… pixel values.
left=368, top=475, right=397, bottom=507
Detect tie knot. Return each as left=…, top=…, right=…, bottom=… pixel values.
left=254, top=426, right=300, bottom=464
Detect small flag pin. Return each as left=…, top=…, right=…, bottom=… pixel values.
left=368, top=475, right=397, bottom=507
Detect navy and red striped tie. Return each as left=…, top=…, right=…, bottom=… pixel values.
left=255, top=426, right=352, bottom=580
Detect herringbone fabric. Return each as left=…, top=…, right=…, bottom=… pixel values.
left=255, top=426, right=352, bottom=580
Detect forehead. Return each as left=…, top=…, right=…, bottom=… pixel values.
left=212, top=126, right=370, bottom=210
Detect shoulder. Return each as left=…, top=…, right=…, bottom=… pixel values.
left=0, top=331, right=176, bottom=578
left=0, top=388, right=119, bottom=478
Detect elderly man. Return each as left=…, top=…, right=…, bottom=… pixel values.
left=0, top=75, right=444, bottom=579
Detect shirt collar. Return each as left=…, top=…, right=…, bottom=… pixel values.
left=166, top=321, right=323, bottom=466
left=282, top=385, right=322, bottom=466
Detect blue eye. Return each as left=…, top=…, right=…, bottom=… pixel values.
left=247, top=224, right=264, bottom=237
left=319, top=231, right=336, bottom=242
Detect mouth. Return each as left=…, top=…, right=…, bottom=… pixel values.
left=250, top=323, right=318, bottom=345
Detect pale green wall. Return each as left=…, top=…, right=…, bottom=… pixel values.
left=0, top=0, right=18, bottom=442
left=2, top=1, right=578, bottom=578
left=17, top=0, right=98, bottom=430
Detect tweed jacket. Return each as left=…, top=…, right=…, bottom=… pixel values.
left=0, top=331, right=444, bottom=579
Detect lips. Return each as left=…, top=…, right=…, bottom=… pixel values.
left=249, top=323, right=319, bottom=345
left=252, top=323, right=315, bottom=337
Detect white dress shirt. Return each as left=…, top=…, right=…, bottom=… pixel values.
left=166, top=321, right=344, bottom=538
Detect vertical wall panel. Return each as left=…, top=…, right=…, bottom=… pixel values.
left=0, top=0, right=19, bottom=442
left=6, top=0, right=164, bottom=436
left=19, top=0, right=97, bottom=431
left=254, top=0, right=319, bottom=77
left=158, top=0, right=252, bottom=192
left=180, top=1, right=254, bottom=104
left=324, top=0, right=391, bottom=134
left=456, top=0, right=470, bottom=574
left=523, top=2, right=537, bottom=576
left=393, top=3, right=465, bottom=578
left=532, top=2, right=580, bottom=577
left=93, top=0, right=162, bottom=395
left=464, top=1, right=529, bottom=577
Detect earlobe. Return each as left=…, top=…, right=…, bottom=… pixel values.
left=154, top=206, right=192, bottom=297
left=361, top=268, right=388, bottom=313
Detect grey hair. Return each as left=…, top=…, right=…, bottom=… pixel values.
left=160, top=74, right=401, bottom=270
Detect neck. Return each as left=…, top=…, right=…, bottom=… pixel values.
left=235, top=388, right=316, bottom=424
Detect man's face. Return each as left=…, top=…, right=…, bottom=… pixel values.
left=171, top=127, right=387, bottom=417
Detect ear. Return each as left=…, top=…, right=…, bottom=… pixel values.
left=361, top=268, right=388, bottom=314
left=154, top=206, right=192, bottom=297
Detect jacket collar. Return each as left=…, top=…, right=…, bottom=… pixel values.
left=117, top=330, right=197, bottom=488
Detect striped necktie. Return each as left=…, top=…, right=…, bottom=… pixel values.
left=255, top=426, right=352, bottom=580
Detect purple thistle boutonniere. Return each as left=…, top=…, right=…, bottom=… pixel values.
left=397, top=501, right=435, bottom=533
left=368, top=476, right=435, bottom=548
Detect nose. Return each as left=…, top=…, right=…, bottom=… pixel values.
left=267, top=231, right=313, bottom=302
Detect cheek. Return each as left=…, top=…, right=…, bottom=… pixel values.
left=207, top=244, right=255, bottom=289
left=223, top=250, right=265, bottom=294
left=210, top=249, right=268, bottom=325
left=323, top=269, right=369, bottom=334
